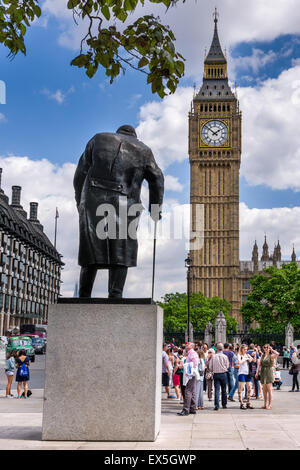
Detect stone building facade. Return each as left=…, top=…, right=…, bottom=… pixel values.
left=0, top=168, right=63, bottom=335
left=188, top=12, right=298, bottom=324
left=240, top=237, right=300, bottom=322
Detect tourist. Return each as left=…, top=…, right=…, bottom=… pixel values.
left=177, top=348, right=186, bottom=402
left=248, top=344, right=260, bottom=399
left=167, top=348, right=175, bottom=390
left=228, top=345, right=239, bottom=402
left=195, top=350, right=205, bottom=410
left=282, top=347, right=290, bottom=369
left=162, top=344, right=173, bottom=399
left=209, top=343, right=229, bottom=411
left=237, top=344, right=254, bottom=410
left=273, top=367, right=283, bottom=390
left=223, top=342, right=235, bottom=396
left=173, top=350, right=183, bottom=401
left=205, top=348, right=215, bottom=402
left=202, top=343, right=209, bottom=360
left=5, top=350, right=17, bottom=398
left=177, top=342, right=199, bottom=416
left=289, top=345, right=297, bottom=361
left=289, top=350, right=300, bottom=392
left=15, top=349, right=31, bottom=399
left=256, top=344, right=279, bottom=409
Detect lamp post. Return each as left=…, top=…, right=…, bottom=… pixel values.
left=185, top=254, right=192, bottom=342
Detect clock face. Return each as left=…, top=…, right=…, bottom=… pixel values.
left=201, top=120, right=228, bottom=147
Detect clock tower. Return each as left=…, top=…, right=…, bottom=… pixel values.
left=188, top=10, right=242, bottom=320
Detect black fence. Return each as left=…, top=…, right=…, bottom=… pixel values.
left=163, top=329, right=207, bottom=346
left=164, top=328, right=292, bottom=354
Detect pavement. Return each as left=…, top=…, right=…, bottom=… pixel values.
left=0, top=372, right=300, bottom=449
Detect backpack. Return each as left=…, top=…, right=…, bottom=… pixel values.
left=19, top=360, right=28, bottom=377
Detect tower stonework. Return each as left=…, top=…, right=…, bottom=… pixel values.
left=188, top=11, right=242, bottom=321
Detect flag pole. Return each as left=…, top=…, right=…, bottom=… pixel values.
left=54, top=207, right=58, bottom=249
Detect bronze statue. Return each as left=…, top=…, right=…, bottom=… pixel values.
left=74, top=125, right=164, bottom=298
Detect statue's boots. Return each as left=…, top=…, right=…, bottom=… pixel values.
left=108, top=266, right=128, bottom=298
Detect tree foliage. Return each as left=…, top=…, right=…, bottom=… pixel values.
left=241, top=262, right=300, bottom=333
left=0, top=0, right=186, bottom=98
left=159, top=292, right=237, bottom=332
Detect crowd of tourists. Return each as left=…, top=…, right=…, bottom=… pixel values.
left=162, top=341, right=300, bottom=415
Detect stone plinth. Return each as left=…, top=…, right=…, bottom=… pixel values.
left=42, top=300, right=163, bottom=441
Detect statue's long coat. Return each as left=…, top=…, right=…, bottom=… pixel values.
left=73, top=131, right=164, bottom=268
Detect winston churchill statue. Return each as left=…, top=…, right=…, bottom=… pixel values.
left=73, top=125, right=164, bottom=298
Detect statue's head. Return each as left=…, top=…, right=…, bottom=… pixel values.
left=116, top=125, right=137, bottom=137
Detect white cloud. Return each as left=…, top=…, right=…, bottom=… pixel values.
left=0, top=113, right=6, bottom=122
left=239, top=64, right=300, bottom=190
left=41, top=86, right=75, bottom=104
left=230, top=48, right=277, bottom=76
left=164, top=175, right=184, bottom=192
left=136, top=86, right=193, bottom=170
left=240, top=202, right=300, bottom=261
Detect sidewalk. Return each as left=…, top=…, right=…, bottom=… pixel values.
left=0, top=387, right=300, bottom=450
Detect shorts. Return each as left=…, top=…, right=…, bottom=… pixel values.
left=172, top=374, right=180, bottom=387
left=238, top=374, right=251, bottom=383
left=5, top=371, right=14, bottom=377
left=162, top=372, right=170, bottom=387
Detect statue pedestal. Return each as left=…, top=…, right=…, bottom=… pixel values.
left=42, top=300, right=163, bottom=441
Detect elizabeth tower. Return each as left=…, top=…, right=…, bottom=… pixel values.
left=188, top=11, right=242, bottom=320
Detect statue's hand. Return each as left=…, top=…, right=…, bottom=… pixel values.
left=150, top=208, right=162, bottom=222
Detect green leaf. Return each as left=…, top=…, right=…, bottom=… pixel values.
left=101, top=6, right=110, bottom=21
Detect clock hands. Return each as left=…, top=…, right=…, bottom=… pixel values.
left=205, top=126, right=220, bottom=137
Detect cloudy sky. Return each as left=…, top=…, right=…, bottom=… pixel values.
left=0, top=0, right=300, bottom=299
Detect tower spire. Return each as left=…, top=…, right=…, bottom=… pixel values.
left=292, top=245, right=296, bottom=262
left=205, top=8, right=227, bottom=66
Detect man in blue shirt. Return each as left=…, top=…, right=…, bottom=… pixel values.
left=223, top=343, right=234, bottom=396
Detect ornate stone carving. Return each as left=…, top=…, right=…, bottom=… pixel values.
left=215, top=311, right=227, bottom=345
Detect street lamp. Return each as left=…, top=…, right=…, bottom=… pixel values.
left=185, top=254, right=192, bottom=342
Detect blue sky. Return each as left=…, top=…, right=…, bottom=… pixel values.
left=0, top=9, right=299, bottom=207
left=1, top=1, right=300, bottom=296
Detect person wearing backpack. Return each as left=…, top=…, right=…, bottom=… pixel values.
left=15, top=349, right=31, bottom=399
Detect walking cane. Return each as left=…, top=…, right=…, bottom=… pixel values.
left=151, top=219, right=158, bottom=302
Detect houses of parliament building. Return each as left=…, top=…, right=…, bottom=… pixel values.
left=188, top=11, right=299, bottom=323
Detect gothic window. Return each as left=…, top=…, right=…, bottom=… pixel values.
left=214, top=105, right=216, bottom=111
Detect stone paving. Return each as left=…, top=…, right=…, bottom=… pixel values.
left=0, top=385, right=300, bottom=450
